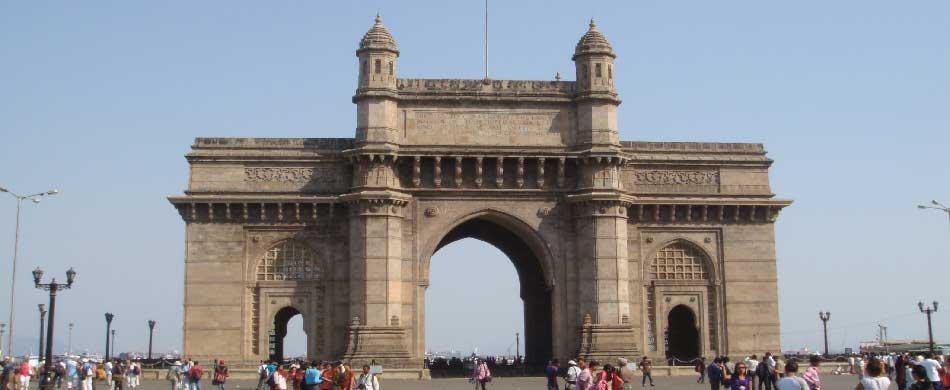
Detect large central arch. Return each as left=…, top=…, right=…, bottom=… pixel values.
left=422, top=210, right=555, bottom=367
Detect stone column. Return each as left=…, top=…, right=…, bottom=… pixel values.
left=342, top=194, right=412, bottom=367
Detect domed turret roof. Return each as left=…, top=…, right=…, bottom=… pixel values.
left=358, top=14, right=399, bottom=55
left=573, top=19, right=615, bottom=59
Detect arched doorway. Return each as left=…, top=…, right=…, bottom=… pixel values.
left=665, top=305, right=699, bottom=363
left=426, top=214, right=553, bottom=369
left=270, top=307, right=303, bottom=362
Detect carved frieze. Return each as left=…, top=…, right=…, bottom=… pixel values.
left=632, top=170, right=719, bottom=186
left=245, top=167, right=315, bottom=183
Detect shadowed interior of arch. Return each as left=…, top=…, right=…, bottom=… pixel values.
left=666, top=305, right=700, bottom=362
left=271, top=306, right=305, bottom=362
left=429, top=217, right=552, bottom=368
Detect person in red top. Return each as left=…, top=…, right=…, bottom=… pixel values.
left=188, top=361, right=204, bottom=390
left=318, top=363, right=334, bottom=390
left=19, top=360, right=32, bottom=390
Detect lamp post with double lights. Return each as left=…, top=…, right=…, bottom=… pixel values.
left=105, top=313, right=114, bottom=361
left=1, top=186, right=59, bottom=355
left=819, top=311, right=831, bottom=357
left=32, top=266, right=76, bottom=390
left=147, top=320, right=156, bottom=359
left=918, top=200, right=950, bottom=230
left=919, top=301, right=938, bottom=355
left=38, top=304, right=47, bottom=363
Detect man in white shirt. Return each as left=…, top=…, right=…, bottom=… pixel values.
left=918, top=353, right=942, bottom=390
left=105, top=360, right=114, bottom=390
left=564, top=360, right=581, bottom=390
left=775, top=361, right=808, bottom=390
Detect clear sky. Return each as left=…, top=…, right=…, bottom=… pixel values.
left=1, top=1, right=949, bottom=358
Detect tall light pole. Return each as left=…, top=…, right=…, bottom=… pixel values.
left=33, top=266, right=77, bottom=390
left=819, top=311, right=831, bottom=357
left=1, top=186, right=59, bottom=355
left=112, top=329, right=116, bottom=359
left=918, top=200, right=950, bottom=230
left=919, top=301, right=938, bottom=355
left=38, top=304, right=47, bottom=362
left=147, top=320, right=156, bottom=359
left=67, top=323, right=74, bottom=355
left=105, top=313, right=114, bottom=361
left=878, top=324, right=889, bottom=354
left=0, top=323, right=6, bottom=357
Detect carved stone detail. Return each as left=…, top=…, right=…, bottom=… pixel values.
left=424, top=207, right=440, bottom=217
left=633, top=170, right=719, bottom=185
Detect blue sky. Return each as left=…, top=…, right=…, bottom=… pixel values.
left=1, top=1, right=948, bottom=357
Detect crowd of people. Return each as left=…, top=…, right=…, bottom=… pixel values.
left=241, top=360, right=378, bottom=390
left=0, top=356, right=146, bottom=390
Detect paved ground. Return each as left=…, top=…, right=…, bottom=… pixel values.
left=100, top=375, right=883, bottom=390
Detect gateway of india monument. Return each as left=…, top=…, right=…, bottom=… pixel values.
left=169, top=15, right=791, bottom=377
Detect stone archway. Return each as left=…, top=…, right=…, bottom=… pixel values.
left=270, top=306, right=303, bottom=362
left=665, top=305, right=699, bottom=363
left=426, top=212, right=553, bottom=367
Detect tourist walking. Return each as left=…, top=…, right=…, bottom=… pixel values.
left=303, top=362, right=322, bottom=390
left=696, top=358, right=706, bottom=384
left=340, top=363, right=356, bottom=390
left=617, top=358, right=635, bottom=390
left=167, top=362, right=182, bottom=390
left=112, top=360, right=126, bottom=390
left=592, top=362, right=608, bottom=390
left=707, top=358, right=724, bottom=390
left=856, top=359, right=890, bottom=390
left=638, top=356, right=654, bottom=387
left=911, top=365, right=935, bottom=390
left=257, top=362, right=269, bottom=390
left=17, top=360, right=30, bottom=390
left=271, top=365, right=288, bottom=390
left=471, top=358, right=491, bottom=390
left=212, top=360, right=228, bottom=390
left=129, top=361, right=141, bottom=389
left=757, top=355, right=775, bottom=390
left=81, top=359, right=95, bottom=390
left=577, top=360, right=593, bottom=390
left=545, top=359, right=560, bottom=390
left=355, top=365, right=377, bottom=390
left=802, top=356, right=821, bottom=390
left=776, top=360, right=807, bottom=390
left=919, top=354, right=943, bottom=390
left=722, top=361, right=753, bottom=390
left=188, top=361, right=204, bottom=390
left=565, top=360, right=581, bottom=390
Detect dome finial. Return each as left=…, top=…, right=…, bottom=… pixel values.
left=375, top=12, right=382, bottom=24
left=589, top=18, right=596, bottom=30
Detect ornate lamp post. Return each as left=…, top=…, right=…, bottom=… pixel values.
left=147, top=320, right=156, bottom=359
left=819, top=311, right=831, bottom=357
left=33, top=266, right=76, bottom=390
left=1, top=186, right=59, bottom=354
left=105, top=313, right=114, bottom=361
left=919, top=301, right=938, bottom=355
left=112, top=329, right=116, bottom=358
left=38, top=304, right=47, bottom=362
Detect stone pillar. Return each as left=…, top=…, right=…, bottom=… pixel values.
left=571, top=196, right=640, bottom=362
left=342, top=193, right=412, bottom=367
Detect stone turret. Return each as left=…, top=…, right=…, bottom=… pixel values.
left=572, top=19, right=621, bottom=150
left=354, top=14, right=400, bottom=150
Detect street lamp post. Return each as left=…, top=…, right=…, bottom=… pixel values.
left=1, top=186, right=59, bottom=355
left=112, top=329, right=116, bottom=359
left=0, top=323, right=5, bottom=357
left=105, top=313, right=114, bottom=361
left=819, top=311, right=831, bottom=357
left=918, top=200, right=950, bottom=230
left=38, top=304, right=47, bottom=362
left=68, top=323, right=74, bottom=355
left=147, top=320, right=156, bottom=359
left=32, top=266, right=76, bottom=390
left=919, top=301, right=938, bottom=355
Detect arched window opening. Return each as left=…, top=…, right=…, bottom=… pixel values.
left=595, top=63, right=602, bottom=78
left=388, top=61, right=394, bottom=75
left=374, top=59, right=381, bottom=74
left=257, top=241, right=321, bottom=281
left=649, top=242, right=708, bottom=280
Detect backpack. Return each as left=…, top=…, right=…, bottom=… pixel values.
left=214, top=367, right=227, bottom=384
left=189, top=366, right=203, bottom=381
left=266, top=372, right=277, bottom=387
left=78, top=366, right=88, bottom=380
